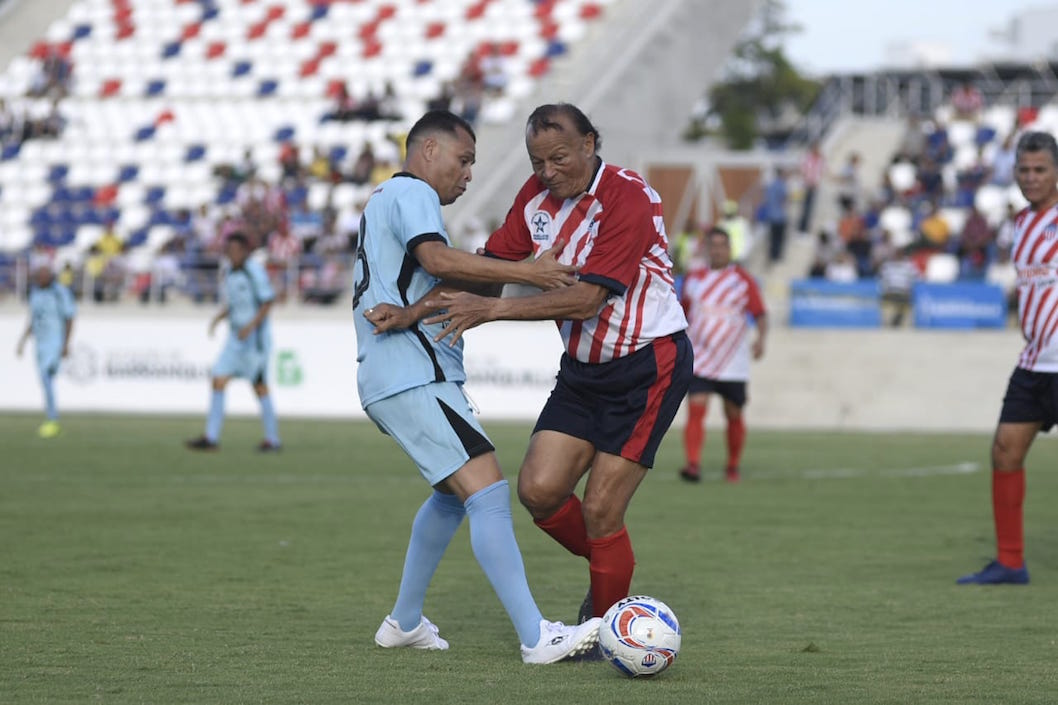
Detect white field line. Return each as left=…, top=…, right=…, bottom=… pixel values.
left=751, top=461, right=982, bottom=481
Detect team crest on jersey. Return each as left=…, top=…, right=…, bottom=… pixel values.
left=530, top=211, right=552, bottom=241
left=1044, top=224, right=1058, bottom=240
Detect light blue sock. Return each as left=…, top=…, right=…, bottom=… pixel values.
left=465, top=480, right=544, bottom=648
left=205, top=389, right=225, bottom=442
left=391, top=491, right=466, bottom=632
left=41, top=371, right=58, bottom=421
left=258, top=395, right=280, bottom=445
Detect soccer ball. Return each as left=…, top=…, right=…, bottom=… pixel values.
left=598, top=595, right=681, bottom=677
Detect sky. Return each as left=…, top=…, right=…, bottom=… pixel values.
left=782, top=0, right=1039, bottom=75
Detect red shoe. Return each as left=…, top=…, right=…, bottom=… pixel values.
left=725, top=467, right=740, bottom=483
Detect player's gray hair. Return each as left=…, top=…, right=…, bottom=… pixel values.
left=1016, top=131, right=1058, bottom=166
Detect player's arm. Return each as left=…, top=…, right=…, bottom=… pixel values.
left=414, top=240, right=575, bottom=291
left=61, top=317, right=74, bottom=358
left=208, top=307, right=229, bottom=337
left=752, top=312, right=768, bottom=359
left=15, top=319, right=31, bottom=357
left=238, top=300, right=272, bottom=341
left=425, top=281, right=611, bottom=346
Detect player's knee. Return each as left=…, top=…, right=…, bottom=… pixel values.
left=210, top=377, right=226, bottom=391
left=580, top=493, right=622, bottom=537
left=516, top=472, right=560, bottom=517
left=991, top=436, right=1024, bottom=471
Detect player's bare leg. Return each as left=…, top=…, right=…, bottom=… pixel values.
left=957, top=421, right=1040, bottom=585
left=722, top=398, right=745, bottom=482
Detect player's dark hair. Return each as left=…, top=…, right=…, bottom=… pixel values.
left=1016, top=131, right=1058, bottom=166
left=707, top=226, right=730, bottom=242
left=226, top=231, right=250, bottom=248
left=406, top=110, right=476, bottom=150
left=526, top=103, right=602, bottom=152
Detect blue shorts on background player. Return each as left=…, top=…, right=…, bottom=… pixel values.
left=186, top=232, right=281, bottom=453
left=16, top=265, right=76, bottom=439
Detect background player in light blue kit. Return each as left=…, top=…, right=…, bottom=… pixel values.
left=16, top=265, right=76, bottom=439
left=186, top=232, right=281, bottom=452
left=354, top=110, right=601, bottom=663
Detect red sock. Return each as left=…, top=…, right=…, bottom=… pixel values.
left=726, top=416, right=746, bottom=470
left=534, top=495, right=590, bottom=559
left=587, top=527, right=635, bottom=617
left=683, top=401, right=706, bottom=466
left=992, top=469, right=1025, bottom=569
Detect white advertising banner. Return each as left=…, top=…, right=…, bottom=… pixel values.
left=0, top=312, right=562, bottom=420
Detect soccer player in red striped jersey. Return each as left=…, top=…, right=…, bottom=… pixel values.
left=957, top=131, right=1058, bottom=585
left=424, top=104, right=693, bottom=625
left=678, top=226, right=767, bottom=484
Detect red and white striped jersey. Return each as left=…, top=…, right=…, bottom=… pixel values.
left=1013, top=204, right=1058, bottom=372
left=681, top=264, right=765, bottom=381
left=485, top=161, right=687, bottom=363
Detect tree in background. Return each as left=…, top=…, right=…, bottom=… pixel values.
left=685, top=0, right=820, bottom=149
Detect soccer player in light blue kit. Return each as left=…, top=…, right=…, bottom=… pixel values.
left=16, top=265, right=76, bottom=438
left=356, top=110, right=601, bottom=663
left=186, top=232, right=281, bottom=452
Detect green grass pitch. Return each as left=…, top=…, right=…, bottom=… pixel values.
left=2, top=413, right=1057, bottom=704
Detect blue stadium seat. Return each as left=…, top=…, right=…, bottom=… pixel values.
left=162, top=41, right=181, bottom=59
left=232, top=61, right=252, bottom=78
left=135, top=125, right=157, bottom=141
left=274, top=126, right=295, bottom=142
left=126, top=228, right=150, bottom=247
left=48, top=165, right=69, bottom=183
left=118, top=164, right=139, bottom=182
left=185, top=145, right=206, bottom=162
left=73, top=24, right=91, bottom=39
left=545, top=40, right=567, bottom=57
left=413, top=60, right=432, bottom=76
left=146, top=79, right=166, bottom=96
left=258, top=79, right=278, bottom=96
left=1, top=143, right=20, bottom=161
left=145, top=186, right=166, bottom=204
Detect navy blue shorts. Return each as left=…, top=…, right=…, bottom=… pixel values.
left=999, top=367, right=1058, bottom=432
left=533, top=331, right=693, bottom=468
left=688, top=376, right=747, bottom=408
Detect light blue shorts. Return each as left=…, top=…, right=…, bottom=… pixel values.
left=366, top=382, right=495, bottom=486
left=212, top=336, right=270, bottom=383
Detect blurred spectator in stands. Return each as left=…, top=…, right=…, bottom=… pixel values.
left=996, top=202, right=1018, bottom=251
left=878, top=248, right=917, bottom=326
left=898, top=115, right=926, bottom=161
left=670, top=219, right=701, bottom=275
left=917, top=155, right=944, bottom=202
left=234, top=148, right=256, bottom=183
left=924, top=124, right=952, bottom=165
left=0, top=99, right=15, bottom=144
left=481, top=43, right=509, bottom=95
left=29, top=47, right=72, bottom=99
left=144, top=237, right=183, bottom=304
left=278, top=141, right=301, bottom=183
left=836, top=200, right=870, bottom=276
left=835, top=152, right=861, bottom=210
left=761, top=168, right=789, bottom=266
left=986, top=246, right=1017, bottom=314
left=267, top=223, right=301, bottom=301
left=427, top=82, right=455, bottom=112
left=918, top=202, right=951, bottom=251
left=991, top=133, right=1016, bottom=187
left=719, top=200, right=750, bottom=262
left=325, top=81, right=358, bottom=122
left=798, top=140, right=824, bottom=236
left=377, top=81, right=403, bottom=121
left=308, top=146, right=333, bottom=182
left=336, top=199, right=364, bottom=250
left=348, top=142, right=377, bottom=185
left=454, top=56, right=485, bottom=126
left=957, top=205, right=994, bottom=278
left=951, top=81, right=984, bottom=122
left=289, top=201, right=323, bottom=252
left=825, top=250, right=858, bottom=283
left=808, top=230, right=838, bottom=278
left=57, top=261, right=75, bottom=291
left=37, top=99, right=66, bottom=139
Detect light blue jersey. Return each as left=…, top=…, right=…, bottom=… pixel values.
left=353, top=173, right=465, bottom=407
left=28, top=283, right=75, bottom=366
left=223, top=258, right=274, bottom=350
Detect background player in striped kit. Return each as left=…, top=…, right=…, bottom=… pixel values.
left=15, top=265, right=76, bottom=438
left=421, top=103, right=692, bottom=625
left=958, top=131, right=1058, bottom=585
left=678, top=226, right=767, bottom=484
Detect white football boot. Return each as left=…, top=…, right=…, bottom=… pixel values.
left=520, top=618, right=602, bottom=664
left=374, top=615, right=449, bottom=650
